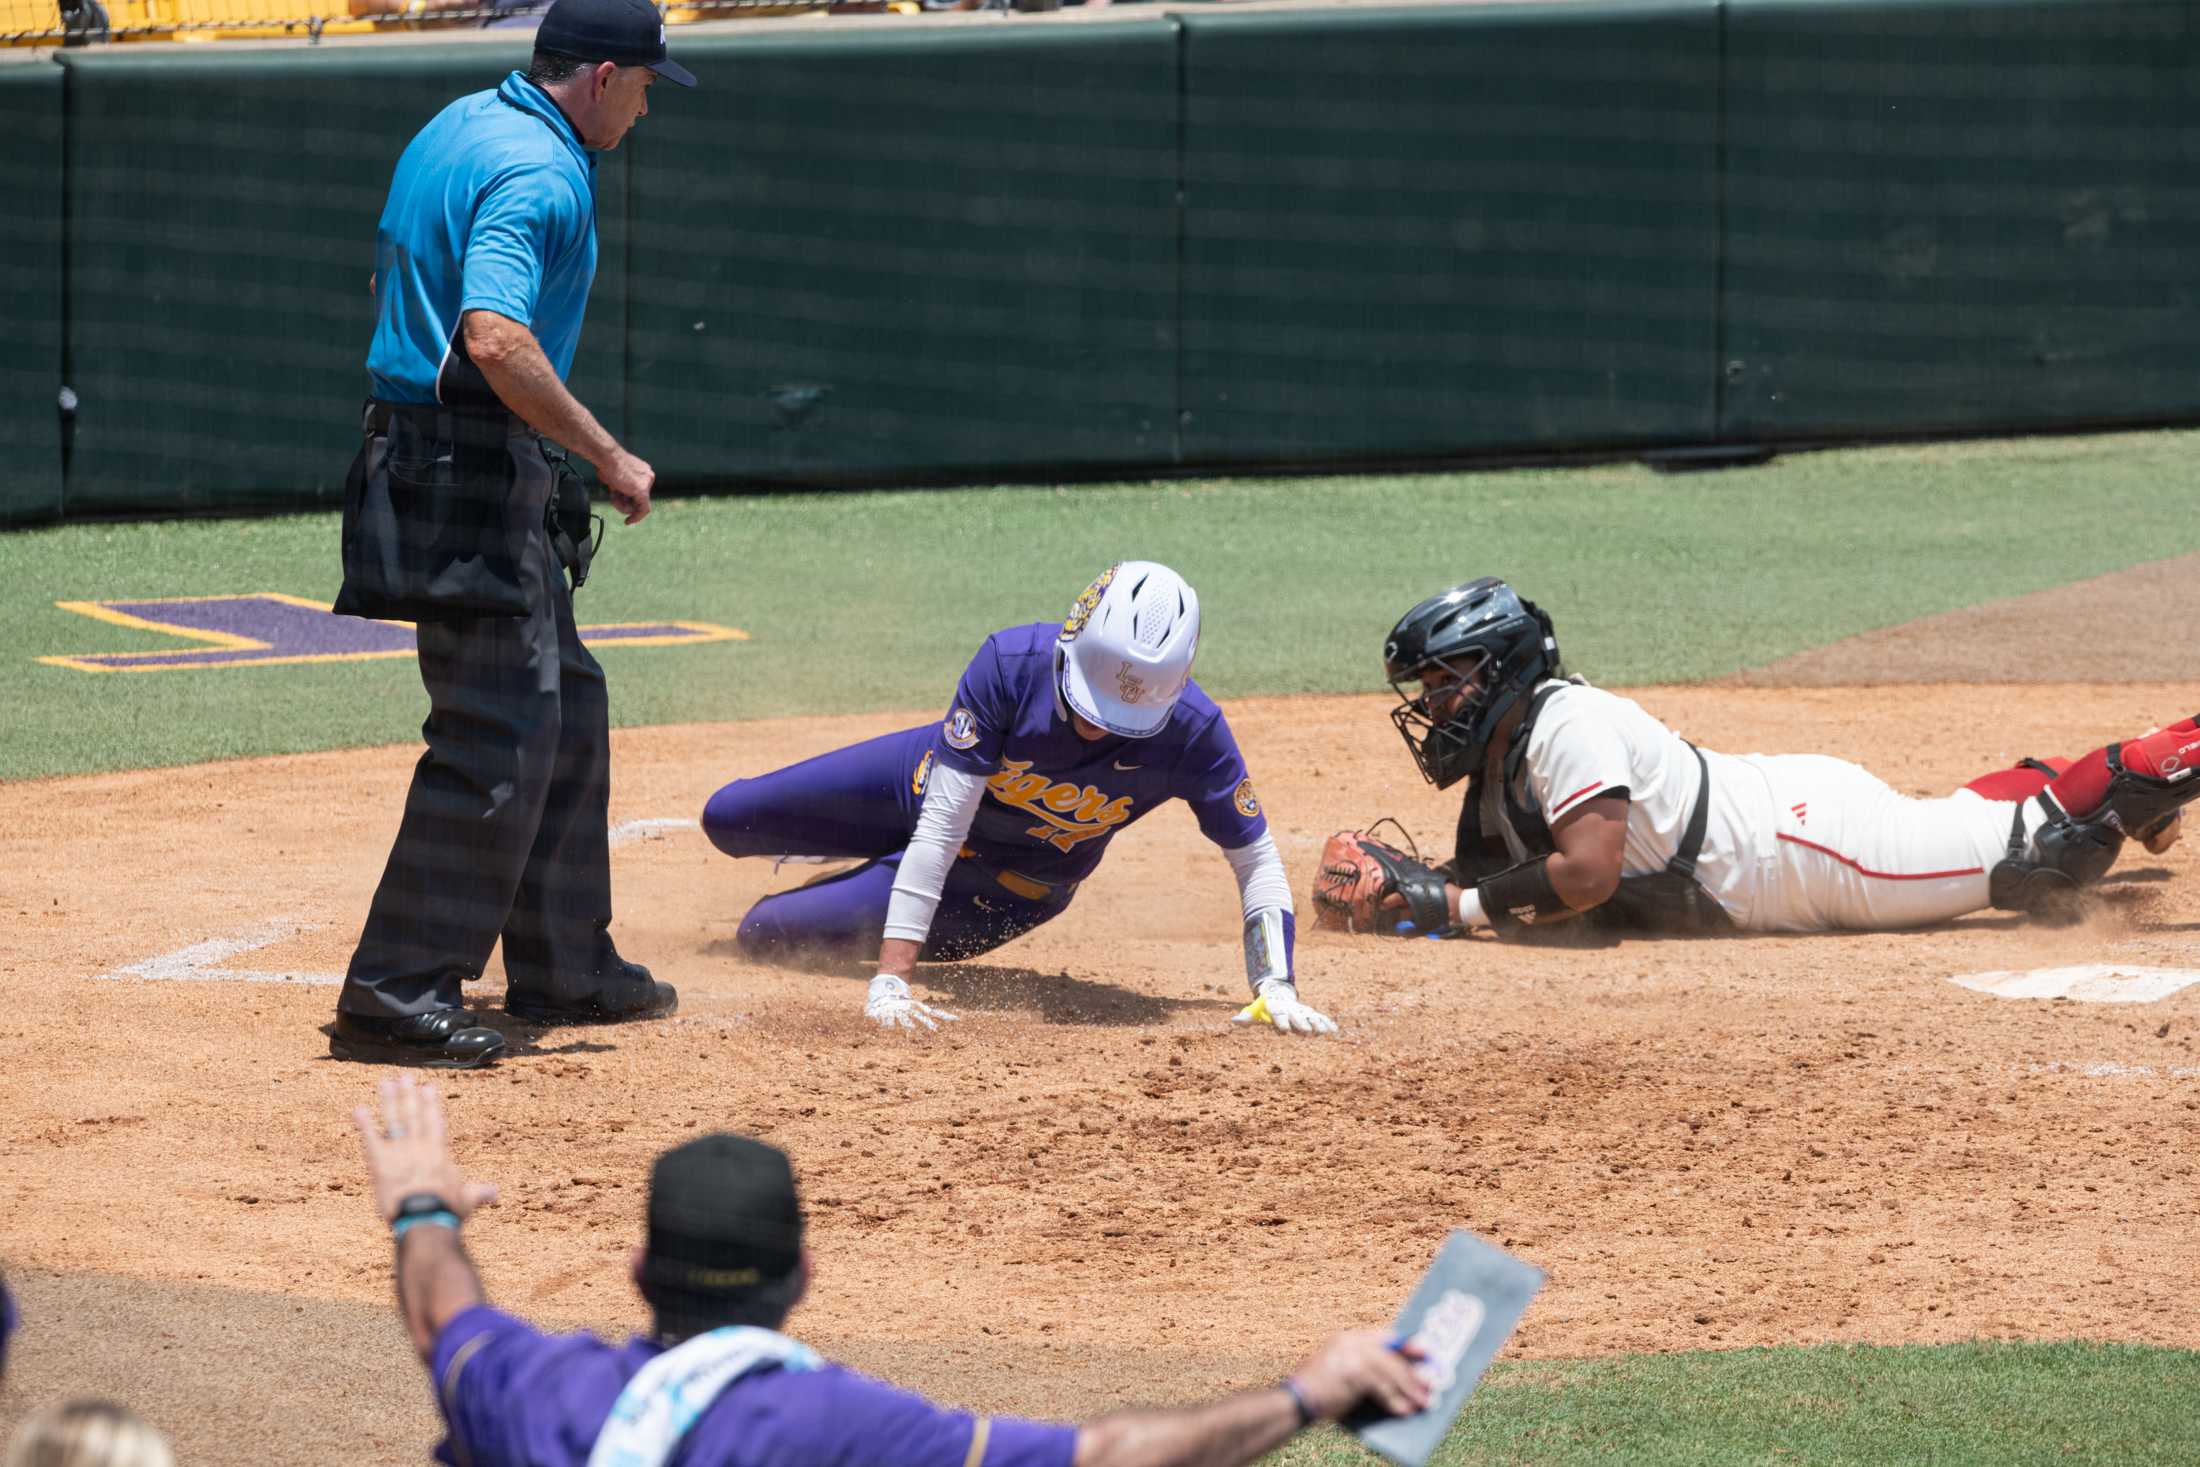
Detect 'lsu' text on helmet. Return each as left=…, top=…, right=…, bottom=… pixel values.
left=1384, top=577, right=1558, bottom=789
left=1056, top=561, right=1201, bottom=738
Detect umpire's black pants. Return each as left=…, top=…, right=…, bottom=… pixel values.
left=337, top=416, right=618, bottom=1020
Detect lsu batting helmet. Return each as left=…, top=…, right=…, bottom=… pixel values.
left=1056, top=561, right=1201, bottom=738
left=1384, top=577, right=1558, bottom=789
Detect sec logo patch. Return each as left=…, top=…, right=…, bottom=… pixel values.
left=944, top=708, right=980, bottom=750
left=1233, top=778, right=1260, bottom=818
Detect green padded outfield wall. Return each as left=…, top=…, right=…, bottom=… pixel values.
left=1178, top=1, right=1722, bottom=466
left=623, top=24, right=1180, bottom=482
left=58, top=43, right=627, bottom=517
left=1722, top=0, right=2200, bottom=439
left=0, top=62, right=64, bottom=525
left=25, top=0, right=2200, bottom=520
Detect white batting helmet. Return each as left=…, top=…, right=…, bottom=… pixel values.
left=1055, top=561, right=1201, bottom=738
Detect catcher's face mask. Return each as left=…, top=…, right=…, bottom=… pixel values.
left=1382, top=577, right=1557, bottom=790
left=1388, top=650, right=1497, bottom=789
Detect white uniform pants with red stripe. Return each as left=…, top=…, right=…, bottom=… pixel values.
left=1740, top=754, right=2046, bottom=932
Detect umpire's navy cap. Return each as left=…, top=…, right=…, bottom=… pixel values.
left=537, top=0, right=696, bottom=88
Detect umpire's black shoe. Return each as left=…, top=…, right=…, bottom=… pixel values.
left=506, top=962, right=678, bottom=1026
left=328, top=1009, right=507, bottom=1069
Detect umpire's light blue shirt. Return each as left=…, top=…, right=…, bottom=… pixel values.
left=367, top=71, right=597, bottom=408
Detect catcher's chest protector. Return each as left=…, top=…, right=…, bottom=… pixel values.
left=1473, top=686, right=1734, bottom=936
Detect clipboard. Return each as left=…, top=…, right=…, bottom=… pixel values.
left=1345, top=1229, right=1545, bottom=1467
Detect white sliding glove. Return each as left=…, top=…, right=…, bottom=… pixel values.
left=1231, top=978, right=1338, bottom=1037
left=865, top=973, right=958, bottom=1033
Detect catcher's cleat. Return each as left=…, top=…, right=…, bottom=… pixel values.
left=2138, top=811, right=2183, bottom=855
left=329, top=1008, right=506, bottom=1068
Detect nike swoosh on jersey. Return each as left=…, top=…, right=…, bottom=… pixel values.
left=1112, top=759, right=1142, bottom=771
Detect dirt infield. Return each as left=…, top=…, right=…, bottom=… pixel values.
left=5, top=594, right=2200, bottom=1461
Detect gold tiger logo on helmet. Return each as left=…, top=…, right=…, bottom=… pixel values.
left=1059, top=563, right=1120, bottom=643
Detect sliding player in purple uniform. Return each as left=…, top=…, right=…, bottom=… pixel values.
left=702, top=561, right=1336, bottom=1037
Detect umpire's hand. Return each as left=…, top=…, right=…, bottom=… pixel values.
left=600, top=447, right=654, bottom=525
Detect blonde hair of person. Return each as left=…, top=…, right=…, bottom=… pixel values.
left=5, top=1401, right=174, bottom=1467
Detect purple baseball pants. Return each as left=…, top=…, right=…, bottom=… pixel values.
left=702, top=725, right=1075, bottom=963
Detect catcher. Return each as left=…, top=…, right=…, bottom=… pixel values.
left=1313, top=577, right=2196, bottom=940
left=704, top=561, right=1337, bottom=1037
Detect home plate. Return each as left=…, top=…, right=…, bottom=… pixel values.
left=1949, top=964, right=2200, bottom=1004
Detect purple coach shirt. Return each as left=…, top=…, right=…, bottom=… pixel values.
left=430, top=1306, right=1078, bottom=1467
left=931, top=622, right=1269, bottom=884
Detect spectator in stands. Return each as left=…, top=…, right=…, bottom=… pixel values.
left=4, top=1402, right=174, bottom=1467
left=479, top=0, right=546, bottom=30
left=355, top=1073, right=1431, bottom=1467
left=344, top=0, right=480, bottom=29
left=55, top=0, right=109, bottom=44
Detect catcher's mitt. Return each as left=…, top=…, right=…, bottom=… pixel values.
left=1310, top=828, right=1455, bottom=935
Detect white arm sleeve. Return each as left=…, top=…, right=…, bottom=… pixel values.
left=1224, top=831, right=1294, bottom=918
left=883, top=764, right=988, bottom=945
left=1224, top=832, right=1295, bottom=987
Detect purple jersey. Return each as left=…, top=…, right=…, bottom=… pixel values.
left=430, top=1305, right=1077, bottom=1467
left=1, top=1272, right=15, bottom=1375
left=930, top=622, right=1267, bottom=884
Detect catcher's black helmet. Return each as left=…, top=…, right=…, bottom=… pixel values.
left=1383, top=578, right=1558, bottom=789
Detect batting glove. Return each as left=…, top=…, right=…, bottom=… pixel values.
left=1232, top=978, right=1338, bottom=1037
left=865, top=973, right=958, bottom=1033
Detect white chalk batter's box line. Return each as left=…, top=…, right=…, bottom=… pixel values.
left=2026, top=1061, right=2200, bottom=1079
left=94, top=916, right=341, bottom=986
left=92, top=818, right=700, bottom=985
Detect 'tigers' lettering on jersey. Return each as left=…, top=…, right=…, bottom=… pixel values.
left=987, top=760, right=1135, bottom=852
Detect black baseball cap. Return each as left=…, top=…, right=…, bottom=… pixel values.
left=638, top=1135, right=804, bottom=1326
left=537, top=0, right=696, bottom=88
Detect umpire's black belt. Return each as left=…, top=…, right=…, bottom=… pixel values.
left=362, top=399, right=521, bottom=438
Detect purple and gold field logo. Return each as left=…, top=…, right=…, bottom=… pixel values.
left=38, top=593, right=746, bottom=673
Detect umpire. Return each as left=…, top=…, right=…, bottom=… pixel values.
left=329, top=0, right=694, bottom=1068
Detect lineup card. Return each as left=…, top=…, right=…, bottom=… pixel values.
left=1347, top=1230, right=1546, bottom=1467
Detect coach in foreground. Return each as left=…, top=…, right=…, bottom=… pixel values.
left=328, top=0, right=693, bottom=1067
left=355, top=1075, right=1429, bottom=1466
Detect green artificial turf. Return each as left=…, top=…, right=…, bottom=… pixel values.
left=1266, top=1340, right=2200, bottom=1466
left=5, top=428, right=2198, bottom=780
